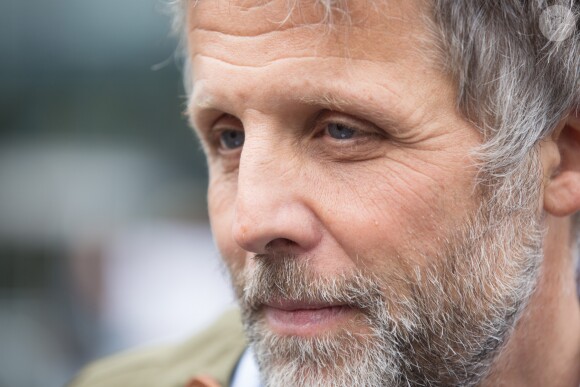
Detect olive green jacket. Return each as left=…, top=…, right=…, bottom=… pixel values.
left=68, top=309, right=248, bottom=387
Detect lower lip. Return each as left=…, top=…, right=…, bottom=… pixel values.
left=264, top=305, right=354, bottom=335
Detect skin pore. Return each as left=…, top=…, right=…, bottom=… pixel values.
left=186, top=0, right=580, bottom=385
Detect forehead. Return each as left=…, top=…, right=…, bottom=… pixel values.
left=186, top=0, right=437, bottom=67
left=185, top=0, right=452, bottom=132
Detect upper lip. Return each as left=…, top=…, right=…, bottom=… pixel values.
left=265, top=299, right=346, bottom=311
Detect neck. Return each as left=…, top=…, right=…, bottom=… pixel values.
left=483, top=216, right=580, bottom=386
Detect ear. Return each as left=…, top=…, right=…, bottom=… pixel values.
left=544, top=111, right=580, bottom=217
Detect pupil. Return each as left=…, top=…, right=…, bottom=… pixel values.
left=221, top=130, right=244, bottom=149
left=328, top=123, right=355, bottom=139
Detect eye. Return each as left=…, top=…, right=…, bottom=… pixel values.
left=327, top=123, right=356, bottom=140
left=219, top=129, right=245, bottom=150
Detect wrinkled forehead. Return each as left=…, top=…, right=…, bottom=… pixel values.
left=189, top=0, right=344, bottom=29
left=187, top=0, right=434, bottom=44
left=186, top=0, right=439, bottom=75
left=187, top=0, right=387, bottom=28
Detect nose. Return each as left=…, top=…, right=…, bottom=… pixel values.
left=232, top=136, right=322, bottom=255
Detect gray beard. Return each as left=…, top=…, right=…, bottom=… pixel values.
left=231, top=189, right=544, bottom=386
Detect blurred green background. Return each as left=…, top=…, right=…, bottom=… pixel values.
left=0, top=1, right=234, bottom=386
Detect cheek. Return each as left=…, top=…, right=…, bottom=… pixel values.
left=207, top=174, right=245, bottom=272
left=310, top=151, right=477, bottom=267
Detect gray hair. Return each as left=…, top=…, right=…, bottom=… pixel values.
left=169, top=0, right=580, bottom=233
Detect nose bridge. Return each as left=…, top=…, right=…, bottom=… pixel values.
left=238, top=128, right=284, bottom=192
left=234, top=110, right=294, bottom=211
left=232, top=124, right=320, bottom=254
left=235, top=127, right=289, bottom=228
left=236, top=109, right=299, bottom=202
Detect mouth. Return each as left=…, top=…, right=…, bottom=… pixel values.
left=262, top=300, right=356, bottom=336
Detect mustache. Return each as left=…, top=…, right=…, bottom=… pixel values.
left=236, top=254, right=386, bottom=314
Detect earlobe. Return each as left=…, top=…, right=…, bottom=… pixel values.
left=544, top=113, right=580, bottom=217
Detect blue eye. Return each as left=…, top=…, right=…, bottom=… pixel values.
left=327, top=123, right=356, bottom=140
left=219, top=130, right=245, bottom=150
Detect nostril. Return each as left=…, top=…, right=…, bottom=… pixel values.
left=265, top=238, right=297, bottom=252
left=232, top=199, right=322, bottom=254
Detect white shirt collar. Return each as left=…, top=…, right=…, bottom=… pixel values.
left=231, top=347, right=262, bottom=387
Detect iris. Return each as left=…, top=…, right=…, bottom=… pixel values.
left=220, top=130, right=245, bottom=149
left=327, top=123, right=356, bottom=140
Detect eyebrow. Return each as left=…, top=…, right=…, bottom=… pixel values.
left=188, top=75, right=416, bottom=138
left=299, top=93, right=356, bottom=110
left=296, top=90, right=408, bottom=135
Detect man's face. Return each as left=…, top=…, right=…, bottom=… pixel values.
left=187, top=0, right=543, bottom=385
